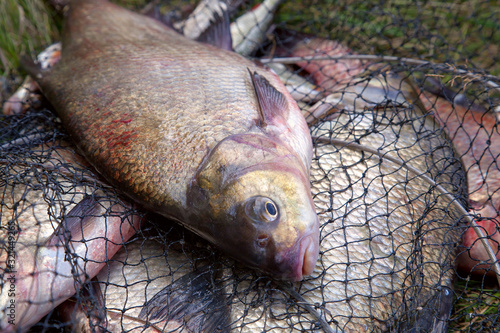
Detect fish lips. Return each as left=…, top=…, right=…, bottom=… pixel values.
left=267, top=222, right=320, bottom=281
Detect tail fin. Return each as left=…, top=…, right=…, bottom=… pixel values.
left=422, top=77, right=487, bottom=113
left=20, top=56, right=44, bottom=80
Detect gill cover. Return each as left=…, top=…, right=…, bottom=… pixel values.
left=187, top=134, right=319, bottom=281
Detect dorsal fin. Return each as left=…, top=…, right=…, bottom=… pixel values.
left=196, top=6, right=233, bottom=51
left=249, top=70, right=289, bottom=128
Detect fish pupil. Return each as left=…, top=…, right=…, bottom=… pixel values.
left=266, top=202, right=277, bottom=216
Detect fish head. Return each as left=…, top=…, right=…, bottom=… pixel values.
left=188, top=134, right=319, bottom=281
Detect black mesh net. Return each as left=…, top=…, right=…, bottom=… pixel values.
left=1, top=0, right=500, bottom=332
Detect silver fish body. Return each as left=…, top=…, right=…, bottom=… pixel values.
left=301, top=106, right=464, bottom=331
left=174, top=0, right=229, bottom=40
left=58, top=230, right=229, bottom=332
left=267, top=63, right=323, bottom=103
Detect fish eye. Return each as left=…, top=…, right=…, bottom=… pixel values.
left=245, top=196, right=279, bottom=223
left=265, top=201, right=277, bottom=217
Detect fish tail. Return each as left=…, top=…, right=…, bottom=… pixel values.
left=422, top=77, right=487, bottom=113
left=20, top=56, right=44, bottom=81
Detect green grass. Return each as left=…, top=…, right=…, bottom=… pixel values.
left=0, top=0, right=60, bottom=77
left=2, top=0, right=499, bottom=79
left=0, top=0, right=61, bottom=102
left=450, top=277, right=500, bottom=331
left=277, top=0, right=500, bottom=76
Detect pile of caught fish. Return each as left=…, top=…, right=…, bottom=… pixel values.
left=1, top=0, right=499, bottom=332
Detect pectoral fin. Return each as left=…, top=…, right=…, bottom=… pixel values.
left=249, top=70, right=289, bottom=128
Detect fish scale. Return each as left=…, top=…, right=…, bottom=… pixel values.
left=0, top=137, right=143, bottom=331
left=297, top=107, right=464, bottom=331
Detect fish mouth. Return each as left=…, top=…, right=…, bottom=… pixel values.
left=299, top=233, right=319, bottom=278
left=280, top=228, right=320, bottom=281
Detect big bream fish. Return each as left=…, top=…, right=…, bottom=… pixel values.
left=25, top=0, right=319, bottom=281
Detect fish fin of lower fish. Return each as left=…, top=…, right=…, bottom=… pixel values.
left=142, top=4, right=177, bottom=30
left=79, top=278, right=108, bottom=331
left=139, top=265, right=230, bottom=332
left=421, top=77, right=487, bottom=113
left=395, top=286, right=454, bottom=332
left=249, top=70, right=289, bottom=128
left=429, top=286, right=454, bottom=333
left=85, top=278, right=107, bottom=316
left=196, top=4, right=233, bottom=52
left=57, top=279, right=107, bottom=333
left=47, top=195, right=103, bottom=246
left=21, top=56, right=48, bottom=82
left=272, top=28, right=312, bottom=55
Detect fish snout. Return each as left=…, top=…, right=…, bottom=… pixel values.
left=275, top=226, right=320, bottom=282
left=299, top=231, right=319, bottom=278
left=238, top=213, right=320, bottom=281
